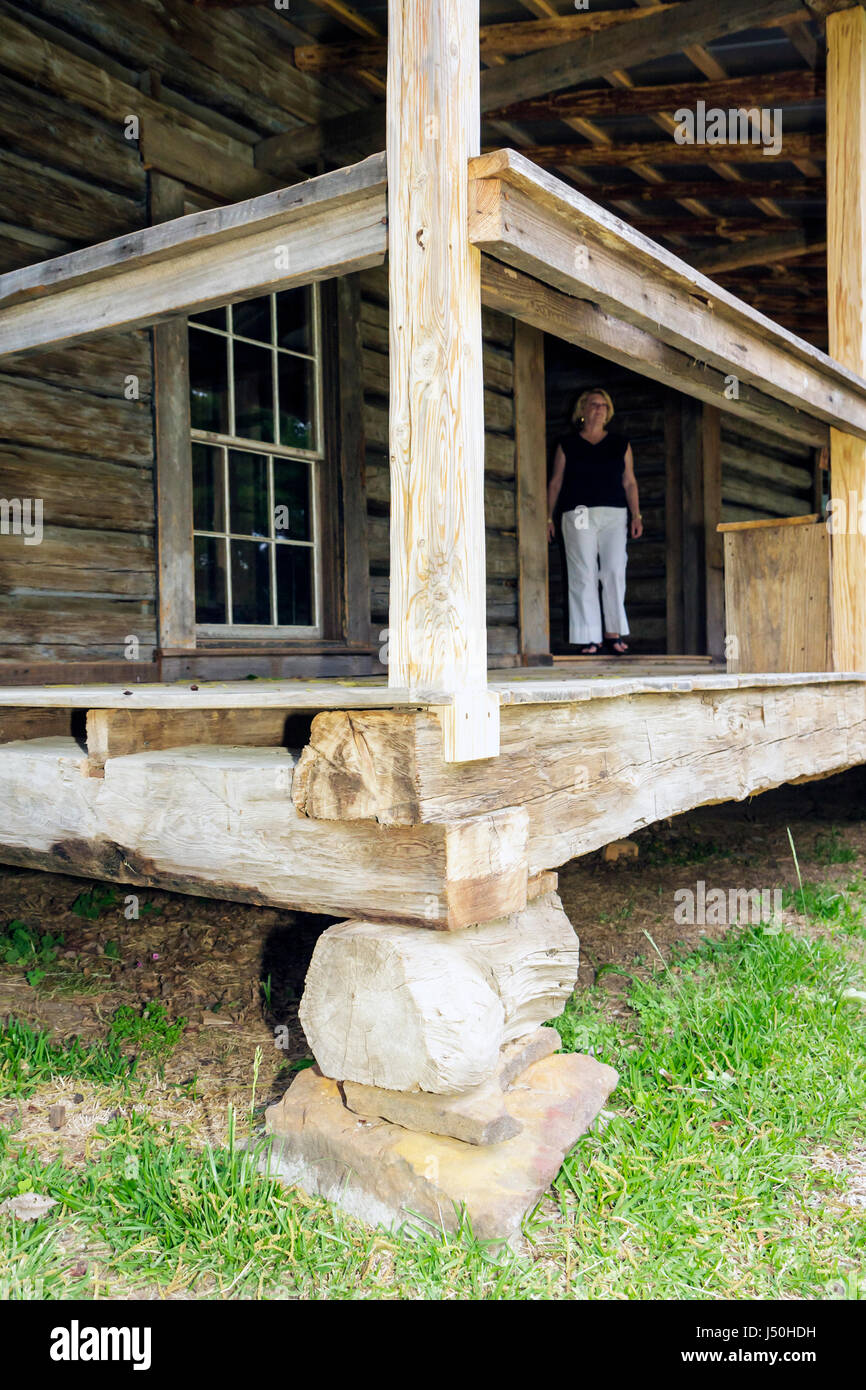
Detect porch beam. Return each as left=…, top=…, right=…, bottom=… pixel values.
left=0, top=155, right=387, bottom=358
left=827, top=6, right=866, bottom=669
left=470, top=149, right=866, bottom=440
left=386, top=0, right=498, bottom=760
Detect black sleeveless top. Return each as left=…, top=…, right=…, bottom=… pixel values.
left=558, top=431, right=629, bottom=512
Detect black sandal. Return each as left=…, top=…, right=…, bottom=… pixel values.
left=604, top=636, right=629, bottom=655
left=575, top=642, right=601, bottom=654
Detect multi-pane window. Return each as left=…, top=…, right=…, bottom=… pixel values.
left=188, top=286, right=322, bottom=632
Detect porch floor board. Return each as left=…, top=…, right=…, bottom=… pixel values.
left=0, top=666, right=863, bottom=710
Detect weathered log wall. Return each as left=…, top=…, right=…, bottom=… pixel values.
left=720, top=420, right=817, bottom=525
left=0, top=2, right=372, bottom=668
left=0, top=4, right=522, bottom=669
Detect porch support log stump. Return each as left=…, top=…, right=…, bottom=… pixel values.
left=298, top=893, right=579, bottom=1094
left=263, top=889, right=616, bottom=1243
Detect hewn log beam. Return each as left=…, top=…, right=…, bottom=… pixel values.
left=487, top=69, right=824, bottom=123
left=257, top=0, right=806, bottom=176
left=575, top=179, right=822, bottom=205
left=635, top=218, right=816, bottom=237
left=292, top=4, right=814, bottom=72
left=692, top=229, right=828, bottom=272
left=805, top=1, right=866, bottom=17
left=827, top=6, right=866, bottom=669
left=506, top=134, right=823, bottom=168
left=0, top=156, right=387, bottom=357
left=470, top=149, right=866, bottom=439
left=256, top=103, right=385, bottom=172
left=294, top=5, right=677, bottom=69
left=479, top=0, right=805, bottom=113
left=387, top=0, right=498, bottom=760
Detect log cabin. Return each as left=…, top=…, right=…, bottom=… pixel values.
left=1, top=0, right=865, bottom=1241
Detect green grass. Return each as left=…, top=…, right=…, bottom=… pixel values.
left=0, top=920, right=63, bottom=987
left=71, top=886, right=120, bottom=921
left=782, top=877, right=864, bottom=933
left=108, top=1004, right=187, bottom=1067
left=545, top=920, right=866, bottom=1297
left=813, top=828, right=858, bottom=866
left=0, top=1018, right=135, bottom=1097
left=0, top=898, right=864, bottom=1299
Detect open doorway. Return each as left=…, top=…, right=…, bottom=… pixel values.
left=545, top=342, right=666, bottom=656
left=543, top=337, right=821, bottom=663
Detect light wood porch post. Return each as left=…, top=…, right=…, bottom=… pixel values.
left=386, top=0, right=499, bottom=760
left=828, top=6, right=866, bottom=671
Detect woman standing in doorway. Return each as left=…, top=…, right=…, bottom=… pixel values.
left=547, top=387, right=643, bottom=654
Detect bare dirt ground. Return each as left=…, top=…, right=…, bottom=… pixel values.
left=2, top=765, right=866, bottom=1161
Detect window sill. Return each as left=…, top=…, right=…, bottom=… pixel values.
left=160, top=640, right=378, bottom=657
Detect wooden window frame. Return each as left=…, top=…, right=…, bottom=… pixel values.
left=189, top=284, right=326, bottom=639
left=154, top=278, right=352, bottom=653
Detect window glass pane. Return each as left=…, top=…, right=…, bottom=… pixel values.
left=273, top=458, right=310, bottom=541
left=278, top=354, right=315, bottom=450
left=276, top=287, right=312, bottom=353
left=189, top=327, right=229, bottom=433
left=192, top=443, right=225, bottom=532
left=190, top=307, right=226, bottom=331
left=194, top=535, right=227, bottom=623
left=228, top=449, right=269, bottom=538
left=231, top=539, right=271, bottom=625
left=232, top=296, right=272, bottom=345
left=276, top=544, right=313, bottom=627
left=233, top=339, right=274, bottom=442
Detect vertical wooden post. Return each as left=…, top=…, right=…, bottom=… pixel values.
left=514, top=321, right=549, bottom=662
left=702, top=404, right=725, bottom=660
left=827, top=6, right=866, bottom=671
left=664, top=391, right=684, bottom=654
left=387, top=0, right=499, bottom=759
left=680, top=396, right=705, bottom=655
left=336, top=274, right=372, bottom=646
left=151, top=172, right=196, bottom=652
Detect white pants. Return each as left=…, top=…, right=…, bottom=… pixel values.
left=562, top=506, right=629, bottom=645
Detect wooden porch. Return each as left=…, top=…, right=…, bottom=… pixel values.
left=2, top=0, right=866, bottom=1239
left=1, top=665, right=864, bottom=932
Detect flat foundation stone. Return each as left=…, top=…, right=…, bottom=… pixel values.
left=342, top=1027, right=561, bottom=1144
left=262, top=1051, right=618, bottom=1245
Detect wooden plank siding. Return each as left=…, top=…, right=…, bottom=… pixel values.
left=0, top=331, right=157, bottom=665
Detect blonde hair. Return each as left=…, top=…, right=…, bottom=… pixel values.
left=572, top=387, right=615, bottom=426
